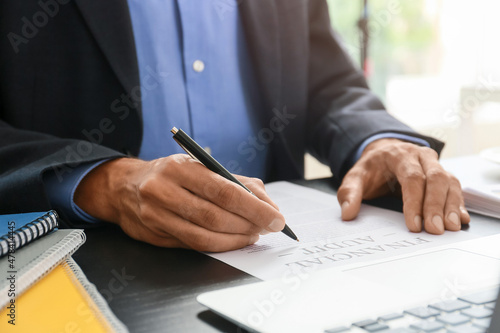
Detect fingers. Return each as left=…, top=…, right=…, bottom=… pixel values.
left=164, top=212, right=260, bottom=252
left=182, top=168, right=285, bottom=233
left=337, top=169, right=365, bottom=221
left=354, top=140, right=470, bottom=235
left=387, top=146, right=469, bottom=234
left=121, top=206, right=260, bottom=252
left=126, top=154, right=283, bottom=251
left=460, top=206, right=471, bottom=224
left=418, top=151, right=470, bottom=233
left=442, top=178, right=466, bottom=231
left=397, top=162, right=426, bottom=233
left=165, top=186, right=263, bottom=235
left=420, top=166, right=448, bottom=234
left=236, top=175, right=280, bottom=211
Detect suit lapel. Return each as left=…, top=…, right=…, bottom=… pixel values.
left=240, top=1, right=304, bottom=178
left=74, top=0, right=140, bottom=99
left=239, top=0, right=282, bottom=114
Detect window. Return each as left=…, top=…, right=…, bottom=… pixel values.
left=305, top=0, right=500, bottom=180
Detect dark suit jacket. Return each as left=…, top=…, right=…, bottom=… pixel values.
left=0, top=0, right=443, bottom=226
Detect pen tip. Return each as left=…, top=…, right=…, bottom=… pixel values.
left=171, top=127, right=178, bottom=134
left=296, top=238, right=300, bottom=242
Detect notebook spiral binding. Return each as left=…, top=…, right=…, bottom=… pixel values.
left=0, top=229, right=86, bottom=309
left=64, top=257, right=129, bottom=333
left=0, top=210, right=59, bottom=257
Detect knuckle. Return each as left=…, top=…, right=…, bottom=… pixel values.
left=361, top=154, right=381, bottom=170
left=391, top=145, right=407, bottom=158
left=137, top=203, right=153, bottom=223
left=426, top=168, right=447, bottom=181
left=217, top=183, right=237, bottom=206
left=163, top=154, right=192, bottom=173
left=177, top=199, right=194, bottom=220
left=172, top=154, right=189, bottom=169
left=448, top=175, right=461, bottom=188
left=252, top=177, right=264, bottom=187
left=200, top=208, right=221, bottom=230
left=248, top=225, right=263, bottom=234
left=345, top=167, right=365, bottom=179
left=169, top=153, right=189, bottom=164
left=422, top=147, right=439, bottom=159
left=423, top=203, right=442, bottom=213
left=366, top=146, right=392, bottom=161
left=404, top=169, right=426, bottom=183
left=336, top=186, right=351, bottom=199
left=381, top=145, right=395, bottom=157
left=243, top=177, right=265, bottom=194
left=137, top=177, right=156, bottom=199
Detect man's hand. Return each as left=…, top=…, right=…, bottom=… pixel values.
left=74, top=154, right=285, bottom=252
left=337, top=139, right=470, bottom=234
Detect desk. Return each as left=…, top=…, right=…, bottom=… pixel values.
left=72, top=156, right=500, bottom=333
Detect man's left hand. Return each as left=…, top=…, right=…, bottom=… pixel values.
left=337, top=138, right=470, bottom=234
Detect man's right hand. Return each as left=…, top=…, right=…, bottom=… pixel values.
left=74, top=154, right=285, bottom=252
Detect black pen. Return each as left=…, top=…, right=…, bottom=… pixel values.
left=171, top=127, right=299, bottom=242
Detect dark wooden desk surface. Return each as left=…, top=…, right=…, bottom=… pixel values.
left=72, top=157, right=500, bottom=332
left=72, top=178, right=405, bottom=333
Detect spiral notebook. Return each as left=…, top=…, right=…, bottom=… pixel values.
left=0, top=210, right=59, bottom=257
left=0, top=229, right=128, bottom=332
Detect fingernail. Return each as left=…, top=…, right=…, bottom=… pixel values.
left=448, top=212, right=460, bottom=227
left=260, top=229, right=270, bottom=235
left=413, top=215, right=422, bottom=231
left=268, top=218, right=285, bottom=232
left=460, top=206, right=468, bottom=215
left=249, top=235, right=259, bottom=245
left=431, top=215, right=444, bottom=233
left=341, top=201, right=349, bottom=212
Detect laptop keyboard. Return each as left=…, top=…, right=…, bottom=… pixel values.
left=325, top=289, right=498, bottom=333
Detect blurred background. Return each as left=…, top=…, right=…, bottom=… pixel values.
left=305, top=0, right=500, bottom=179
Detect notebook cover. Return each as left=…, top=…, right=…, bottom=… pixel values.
left=0, top=257, right=128, bottom=332
left=0, top=211, right=59, bottom=257
left=0, top=229, right=86, bottom=308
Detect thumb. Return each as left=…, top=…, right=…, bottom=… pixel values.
left=337, top=173, right=364, bottom=221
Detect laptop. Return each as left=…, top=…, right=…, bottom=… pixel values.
left=198, top=233, right=500, bottom=333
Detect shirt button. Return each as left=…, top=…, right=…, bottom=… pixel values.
left=204, top=146, right=212, bottom=155
left=193, top=60, right=205, bottom=72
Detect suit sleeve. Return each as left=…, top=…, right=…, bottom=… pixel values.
left=305, top=0, right=444, bottom=183
left=0, top=119, right=123, bottom=227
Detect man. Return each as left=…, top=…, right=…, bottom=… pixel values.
left=0, top=0, right=469, bottom=252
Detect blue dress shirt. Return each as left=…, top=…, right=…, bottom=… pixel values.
left=44, top=1, right=429, bottom=223
left=129, top=0, right=267, bottom=174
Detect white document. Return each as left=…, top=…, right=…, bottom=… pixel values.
left=207, top=182, right=479, bottom=280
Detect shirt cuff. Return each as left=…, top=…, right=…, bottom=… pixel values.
left=44, top=160, right=110, bottom=223
left=353, top=132, right=431, bottom=163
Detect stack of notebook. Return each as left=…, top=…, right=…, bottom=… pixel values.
left=463, top=184, right=500, bottom=219
left=0, top=211, right=128, bottom=332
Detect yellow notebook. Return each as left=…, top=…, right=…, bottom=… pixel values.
left=0, top=257, right=127, bottom=333
left=0, top=229, right=127, bottom=332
